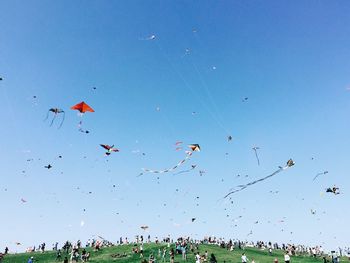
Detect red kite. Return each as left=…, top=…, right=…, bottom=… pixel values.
left=71, top=102, right=95, bottom=113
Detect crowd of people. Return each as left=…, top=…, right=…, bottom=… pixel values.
left=1, top=236, right=348, bottom=263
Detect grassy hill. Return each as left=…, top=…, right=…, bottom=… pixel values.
left=1, top=243, right=333, bottom=263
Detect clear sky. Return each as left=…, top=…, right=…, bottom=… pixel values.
left=0, top=0, right=349, bottom=253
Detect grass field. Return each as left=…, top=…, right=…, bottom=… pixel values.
left=1, top=243, right=338, bottom=263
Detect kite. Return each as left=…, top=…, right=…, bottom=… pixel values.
left=71, top=102, right=94, bottom=133
left=252, top=146, right=260, bottom=166
left=311, top=209, right=316, bottom=215
left=71, top=101, right=95, bottom=113
left=313, top=171, right=328, bottom=181
left=0, top=77, right=2, bottom=81
left=326, top=186, right=340, bottom=195
left=188, top=144, right=200, bottom=152
left=173, top=164, right=197, bottom=175
left=175, top=141, right=183, bottom=146
left=100, top=144, right=119, bottom=156
left=44, top=164, right=52, bottom=169
left=140, top=225, right=149, bottom=230
left=44, top=108, right=65, bottom=129
left=140, top=34, right=156, bottom=41
left=228, top=135, right=233, bottom=141
left=242, top=97, right=248, bottom=102
left=141, top=144, right=200, bottom=174
left=20, top=198, right=27, bottom=203
left=223, top=159, right=295, bottom=198
left=191, top=218, right=196, bottom=222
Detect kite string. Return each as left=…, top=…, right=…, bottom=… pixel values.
left=190, top=32, right=232, bottom=135
left=187, top=55, right=231, bottom=135
left=154, top=40, right=230, bottom=135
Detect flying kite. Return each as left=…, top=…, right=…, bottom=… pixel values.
left=100, top=144, right=119, bottom=156
left=71, top=101, right=95, bottom=113
left=191, top=218, right=196, bottom=222
left=20, top=198, right=27, bottom=203
left=71, top=101, right=94, bottom=132
left=227, top=135, right=233, bottom=142
left=44, top=164, right=52, bottom=169
left=140, top=34, right=156, bottom=41
left=326, top=186, right=340, bottom=195
left=140, top=225, right=149, bottom=230
left=44, top=108, right=65, bottom=129
left=188, top=144, right=200, bottom=152
left=141, top=144, right=200, bottom=174
left=313, top=171, right=328, bottom=181
left=223, top=159, right=295, bottom=198
left=252, top=146, right=260, bottom=166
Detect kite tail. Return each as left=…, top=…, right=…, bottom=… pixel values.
left=49, top=114, right=57, bottom=127
left=43, top=110, right=50, bottom=122
left=254, top=150, right=260, bottom=166
left=142, top=152, right=193, bottom=174
left=223, top=167, right=284, bottom=199
left=58, top=111, right=65, bottom=129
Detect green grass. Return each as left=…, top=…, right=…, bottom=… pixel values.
left=0, top=243, right=338, bottom=263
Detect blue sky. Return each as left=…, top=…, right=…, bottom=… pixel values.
left=0, top=0, right=349, bottom=252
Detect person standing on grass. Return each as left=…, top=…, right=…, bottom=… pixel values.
left=170, top=248, right=175, bottom=263
left=140, top=243, right=144, bottom=258
left=149, top=253, right=155, bottom=263
left=242, top=253, right=248, bottom=263
left=284, top=252, right=291, bottom=263
left=56, top=249, right=62, bottom=260
left=182, top=244, right=187, bottom=260
left=209, top=253, right=217, bottom=263
left=162, top=247, right=167, bottom=262
left=195, top=252, right=201, bottom=263
left=27, top=256, right=34, bottom=263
